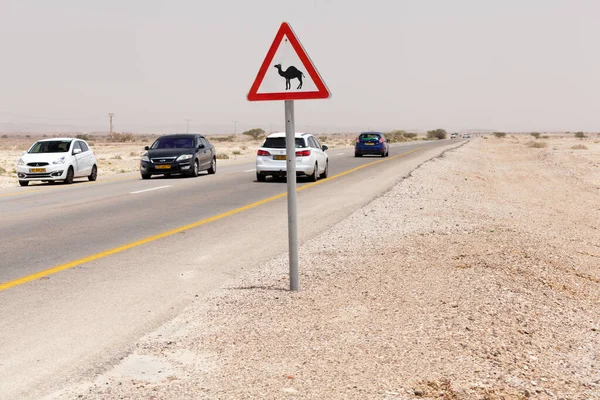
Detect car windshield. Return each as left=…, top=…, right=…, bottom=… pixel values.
left=28, top=140, right=72, bottom=153
left=262, top=137, right=306, bottom=149
left=359, top=133, right=381, bottom=142
left=151, top=137, right=194, bottom=149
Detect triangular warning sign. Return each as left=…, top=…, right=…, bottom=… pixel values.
left=247, top=22, right=331, bottom=101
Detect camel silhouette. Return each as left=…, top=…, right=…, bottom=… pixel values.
left=274, top=64, right=305, bottom=90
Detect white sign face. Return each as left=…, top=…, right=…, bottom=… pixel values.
left=255, top=34, right=319, bottom=95
left=247, top=22, right=330, bottom=101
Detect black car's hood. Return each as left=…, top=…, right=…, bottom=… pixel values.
left=147, top=148, right=194, bottom=158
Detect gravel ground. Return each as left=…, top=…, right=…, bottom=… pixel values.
left=49, top=136, right=600, bottom=400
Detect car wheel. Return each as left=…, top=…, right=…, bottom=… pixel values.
left=355, top=152, right=362, bottom=157
left=19, top=180, right=29, bottom=187
left=64, top=167, right=74, bottom=184
left=189, top=159, right=199, bottom=177
left=309, top=163, right=318, bottom=182
left=319, top=160, right=329, bottom=179
left=256, top=172, right=266, bottom=182
left=207, top=157, right=216, bottom=174
left=141, top=172, right=151, bottom=180
left=88, top=165, right=98, bottom=181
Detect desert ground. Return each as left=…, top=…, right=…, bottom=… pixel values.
left=36, top=132, right=600, bottom=399
left=0, top=132, right=365, bottom=188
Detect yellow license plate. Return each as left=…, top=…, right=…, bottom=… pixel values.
left=30, top=168, right=46, bottom=173
left=365, top=142, right=374, bottom=145
left=274, top=155, right=286, bottom=160
left=156, top=164, right=171, bottom=169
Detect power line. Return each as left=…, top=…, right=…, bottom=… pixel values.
left=184, top=118, right=191, bottom=133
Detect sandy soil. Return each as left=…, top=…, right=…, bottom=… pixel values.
left=44, top=133, right=600, bottom=399
left=0, top=133, right=359, bottom=188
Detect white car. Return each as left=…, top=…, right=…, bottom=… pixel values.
left=16, top=138, right=98, bottom=186
left=462, top=133, right=471, bottom=139
left=256, top=132, right=329, bottom=182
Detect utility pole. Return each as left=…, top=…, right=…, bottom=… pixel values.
left=184, top=118, right=191, bottom=133
left=232, top=120, right=239, bottom=134
left=108, top=113, right=114, bottom=135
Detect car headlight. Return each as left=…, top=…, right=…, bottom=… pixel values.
left=17, top=158, right=24, bottom=166
left=53, top=156, right=66, bottom=164
left=140, top=154, right=150, bottom=162
left=176, top=154, right=193, bottom=162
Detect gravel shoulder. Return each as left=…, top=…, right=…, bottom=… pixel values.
left=47, top=136, right=600, bottom=400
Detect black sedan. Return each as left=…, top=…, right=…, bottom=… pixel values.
left=140, top=134, right=216, bottom=179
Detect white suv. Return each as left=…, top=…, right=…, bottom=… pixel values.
left=256, top=132, right=329, bottom=182
left=16, top=138, right=98, bottom=186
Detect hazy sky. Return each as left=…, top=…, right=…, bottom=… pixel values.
left=1, top=0, right=599, bottom=133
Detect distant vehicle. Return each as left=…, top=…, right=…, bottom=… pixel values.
left=140, top=134, right=216, bottom=179
left=255, top=132, right=329, bottom=182
left=16, top=138, right=97, bottom=186
left=355, top=131, right=389, bottom=157
left=450, top=133, right=457, bottom=139
left=462, top=133, right=471, bottom=139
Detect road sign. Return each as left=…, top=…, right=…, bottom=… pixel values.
left=247, top=22, right=331, bottom=101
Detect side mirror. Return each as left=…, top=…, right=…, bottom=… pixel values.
left=73, top=148, right=82, bottom=155
left=321, top=145, right=328, bottom=151
left=144, top=146, right=149, bottom=150
left=198, top=144, right=205, bottom=149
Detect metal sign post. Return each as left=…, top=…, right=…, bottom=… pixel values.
left=247, top=22, right=331, bottom=291
left=284, top=100, right=299, bottom=290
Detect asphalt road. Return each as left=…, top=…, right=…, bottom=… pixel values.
left=0, top=139, right=463, bottom=399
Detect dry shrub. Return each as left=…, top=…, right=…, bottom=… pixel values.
left=0, top=166, right=6, bottom=175
left=232, top=150, right=241, bottom=155
left=108, top=132, right=135, bottom=142
left=386, top=130, right=411, bottom=143
left=111, top=154, right=123, bottom=160
left=526, top=140, right=547, bottom=148
left=216, top=153, right=230, bottom=159
left=211, top=135, right=235, bottom=142
left=571, top=144, right=588, bottom=150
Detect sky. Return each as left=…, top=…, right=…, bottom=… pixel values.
left=0, top=0, right=599, bottom=134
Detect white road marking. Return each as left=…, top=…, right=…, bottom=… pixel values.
left=244, top=169, right=256, bottom=172
left=337, top=153, right=345, bottom=156
left=130, top=185, right=171, bottom=194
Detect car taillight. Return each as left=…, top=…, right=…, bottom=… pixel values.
left=379, top=137, right=384, bottom=143
left=356, top=138, right=360, bottom=143
left=257, top=149, right=271, bottom=156
left=295, top=150, right=311, bottom=157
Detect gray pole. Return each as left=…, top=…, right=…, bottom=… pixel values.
left=285, top=100, right=299, bottom=291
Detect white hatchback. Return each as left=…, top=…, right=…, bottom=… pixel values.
left=16, top=138, right=98, bottom=186
left=256, top=132, right=329, bottom=182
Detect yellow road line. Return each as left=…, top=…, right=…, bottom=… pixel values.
left=0, top=148, right=421, bottom=291
left=0, top=189, right=43, bottom=197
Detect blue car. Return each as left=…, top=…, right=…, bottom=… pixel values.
left=354, top=131, right=389, bottom=157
